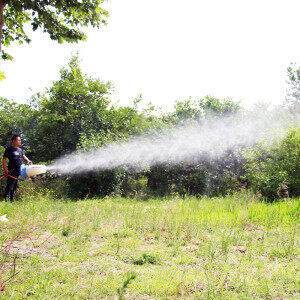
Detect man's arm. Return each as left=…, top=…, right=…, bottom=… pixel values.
left=2, top=157, right=8, bottom=175
left=22, top=154, right=32, bottom=165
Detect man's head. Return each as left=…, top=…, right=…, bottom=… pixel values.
left=12, top=135, right=21, bottom=147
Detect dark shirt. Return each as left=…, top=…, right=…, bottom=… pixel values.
left=3, top=146, right=23, bottom=175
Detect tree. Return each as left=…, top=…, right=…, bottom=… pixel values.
left=28, top=55, right=113, bottom=161
left=0, top=98, right=28, bottom=146
left=165, top=95, right=241, bottom=125
left=286, top=62, right=300, bottom=114
left=25, top=54, right=164, bottom=162
left=0, top=0, right=108, bottom=63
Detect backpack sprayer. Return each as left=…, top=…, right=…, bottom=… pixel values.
left=0, top=164, right=47, bottom=181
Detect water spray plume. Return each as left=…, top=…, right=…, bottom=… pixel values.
left=47, top=111, right=298, bottom=175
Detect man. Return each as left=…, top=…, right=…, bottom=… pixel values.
left=2, top=135, right=32, bottom=202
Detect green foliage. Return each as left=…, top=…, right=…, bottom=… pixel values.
left=117, top=273, right=136, bottom=300
left=1, top=0, right=109, bottom=60
left=145, top=165, right=171, bottom=196
left=56, top=59, right=165, bottom=200
left=245, top=128, right=300, bottom=200
left=147, top=97, right=244, bottom=197
left=120, top=175, right=148, bottom=199
left=286, top=62, right=300, bottom=114
left=62, top=226, right=71, bottom=237
left=125, top=253, right=161, bottom=265
left=0, top=98, right=21, bottom=146
left=25, top=55, right=164, bottom=163
left=165, top=95, right=241, bottom=124
left=65, top=169, right=125, bottom=199
left=0, top=71, right=5, bottom=81
left=146, top=150, right=245, bottom=198
left=0, top=144, right=5, bottom=158
left=27, top=55, right=113, bottom=161
left=0, top=55, right=299, bottom=201
left=0, top=98, right=37, bottom=163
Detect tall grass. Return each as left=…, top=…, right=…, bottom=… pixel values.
left=0, top=191, right=299, bottom=298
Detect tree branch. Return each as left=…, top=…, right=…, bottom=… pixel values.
left=0, top=0, right=7, bottom=68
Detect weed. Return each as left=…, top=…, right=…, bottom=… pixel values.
left=125, top=253, right=161, bottom=265
left=62, top=226, right=71, bottom=237
left=117, top=273, right=136, bottom=300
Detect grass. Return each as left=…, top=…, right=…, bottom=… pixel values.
left=0, top=191, right=299, bottom=299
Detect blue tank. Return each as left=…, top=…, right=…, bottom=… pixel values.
left=20, top=164, right=28, bottom=180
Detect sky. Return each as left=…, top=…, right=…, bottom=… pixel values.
left=0, top=0, right=300, bottom=112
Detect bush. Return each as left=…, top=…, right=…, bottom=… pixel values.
left=124, top=253, right=161, bottom=265
left=245, top=128, right=300, bottom=200
left=120, top=172, right=149, bottom=199
left=145, top=149, right=246, bottom=197
left=65, top=169, right=125, bottom=199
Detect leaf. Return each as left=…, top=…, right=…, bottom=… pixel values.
left=0, top=71, right=6, bottom=81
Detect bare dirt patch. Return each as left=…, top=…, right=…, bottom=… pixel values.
left=2, top=231, right=59, bottom=259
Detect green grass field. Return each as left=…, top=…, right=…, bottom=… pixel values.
left=0, top=192, right=299, bottom=299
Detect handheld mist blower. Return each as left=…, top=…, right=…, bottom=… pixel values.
left=20, top=164, right=47, bottom=179
left=1, top=164, right=47, bottom=181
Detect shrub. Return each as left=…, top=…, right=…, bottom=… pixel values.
left=65, top=169, right=125, bottom=199
left=145, top=149, right=246, bottom=197
left=245, top=128, right=300, bottom=200
left=124, top=253, right=161, bottom=265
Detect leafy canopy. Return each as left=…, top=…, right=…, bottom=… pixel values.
left=1, top=0, right=109, bottom=60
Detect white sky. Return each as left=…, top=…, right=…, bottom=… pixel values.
left=0, top=0, right=299, bottom=112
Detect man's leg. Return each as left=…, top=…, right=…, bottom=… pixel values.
left=9, top=179, right=18, bottom=202
left=4, top=177, right=15, bottom=201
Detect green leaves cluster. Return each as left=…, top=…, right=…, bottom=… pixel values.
left=0, top=98, right=31, bottom=147
left=1, top=0, right=109, bottom=60
left=245, top=128, right=300, bottom=200
left=164, top=96, right=241, bottom=125
left=27, top=55, right=114, bottom=160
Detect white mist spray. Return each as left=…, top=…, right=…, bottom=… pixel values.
left=47, top=111, right=297, bottom=175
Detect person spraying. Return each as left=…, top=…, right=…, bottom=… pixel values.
left=2, top=134, right=32, bottom=202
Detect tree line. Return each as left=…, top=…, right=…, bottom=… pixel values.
left=0, top=56, right=299, bottom=201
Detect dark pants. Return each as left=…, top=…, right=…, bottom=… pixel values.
left=4, top=174, right=19, bottom=202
